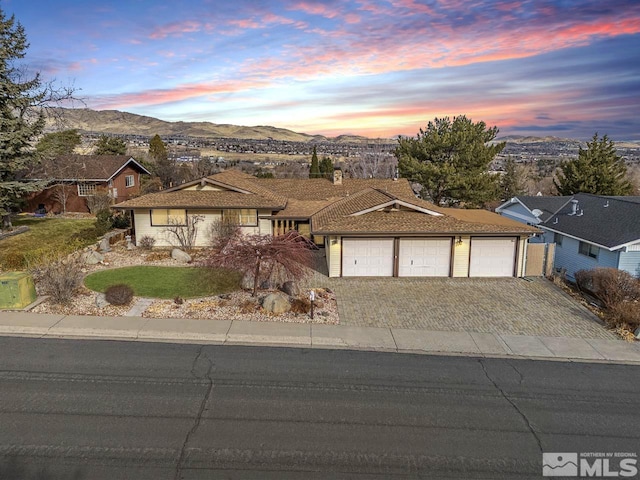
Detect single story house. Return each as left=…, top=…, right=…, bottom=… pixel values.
left=25, top=155, right=151, bottom=213
left=114, top=169, right=540, bottom=278
left=497, top=193, right=640, bottom=280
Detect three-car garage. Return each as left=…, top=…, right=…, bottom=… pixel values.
left=339, top=236, right=518, bottom=277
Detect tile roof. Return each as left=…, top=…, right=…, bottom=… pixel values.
left=27, top=155, right=149, bottom=181
left=113, top=190, right=284, bottom=210
left=253, top=177, right=415, bottom=201
left=541, top=193, right=640, bottom=249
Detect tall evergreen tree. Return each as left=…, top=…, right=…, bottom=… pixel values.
left=554, top=133, right=632, bottom=196
left=319, top=156, right=333, bottom=179
left=500, top=156, right=527, bottom=200
left=396, top=116, right=503, bottom=207
left=94, top=135, right=127, bottom=155
left=148, top=134, right=175, bottom=188
left=36, top=129, right=81, bottom=159
left=0, top=10, right=47, bottom=228
left=309, top=146, right=321, bottom=178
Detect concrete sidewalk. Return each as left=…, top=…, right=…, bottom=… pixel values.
left=1, top=310, right=640, bottom=364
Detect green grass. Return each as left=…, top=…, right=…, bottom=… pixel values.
left=0, top=216, right=98, bottom=270
left=84, top=266, right=241, bottom=299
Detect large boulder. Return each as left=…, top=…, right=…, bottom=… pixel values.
left=83, top=250, right=104, bottom=265
left=262, top=292, right=291, bottom=314
left=171, top=248, right=192, bottom=263
left=280, top=281, right=300, bottom=297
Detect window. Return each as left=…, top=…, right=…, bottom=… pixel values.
left=77, top=184, right=97, bottom=196
left=150, top=209, right=187, bottom=226
left=125, top=175, right=135, bottom=188
left=554, top=233, right=563, bottom=247
left=222, top=209, right=257, bottom=226
left=579, top=241, right=599, bottom=259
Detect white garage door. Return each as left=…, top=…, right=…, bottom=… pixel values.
left=470, top=238, right=517, bottom=277
left=399, top=238, right=451, bottom=277
left=342, top=238, right=394, bottom=277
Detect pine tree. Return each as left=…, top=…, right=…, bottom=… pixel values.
left=94, top=135, right=127, bottom=155
left=148, top=134, right=175, bottom=188
left=319, top=156, right=333, bottom=179
left=554, top=133, right=632, bottom=196
left=309, top=146, right=321, bottom=178
left=36, top=129, right=81, bottom=159
left=0, top=10, right=47, bottom=228
left=500, top=156, right=527, bottom=200
left=396, top=116, right=503, bottom=207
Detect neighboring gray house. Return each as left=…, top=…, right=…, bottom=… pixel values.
left=495, top=195, right=572, bottom=243
left=498, top=193, right=640, bottom=280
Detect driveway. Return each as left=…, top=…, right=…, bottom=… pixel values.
left=319, top=277, right=616, bottom=339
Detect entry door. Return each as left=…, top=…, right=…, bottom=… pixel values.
left=398, top=238, right=451, bottom=276
left=469, top=238, right=517, bottom=277
left=342, top=238, right=394, bottom=277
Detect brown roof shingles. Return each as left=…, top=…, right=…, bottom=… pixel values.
left=27, top=155, right=147, bottom=181
left=114, top=190, right=283, bottom=210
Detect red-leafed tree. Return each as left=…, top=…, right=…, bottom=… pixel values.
left=203, top=231, right=315, bottom=296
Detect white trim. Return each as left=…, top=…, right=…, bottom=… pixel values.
left=499, top=209, right=539, bottom=224
left=539, top=225, right=640, bottom=252
left=163, top=176, right=254, bottom=194
left=108, top=157, right=151, bottom=181
left=350, top=199, right=444, bottom=217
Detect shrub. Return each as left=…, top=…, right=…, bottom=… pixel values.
left=606, top=302, right=640, bottom=329
left=104, top=284, right=134, bottom=306
left=290, top=297, right=311, bottom=314
left=144, top=251, right=169, bottom=262
left=39, top=256, right=84, bottom=304
left=111, top=212, right=131, bottom=229
left=138, top=235, right=156, bottom=250
left=239, top=299, right=258, bottom=314
left=94, top=209, right=114, bottom=236
left=577, top=268, right=640, bottom=309
left=85, top=188, right=113, bottom=214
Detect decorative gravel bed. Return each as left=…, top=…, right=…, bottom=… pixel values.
left=31, top=242, right=339, bottom=324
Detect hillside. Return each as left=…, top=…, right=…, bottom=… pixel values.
left=44, top=108, right=371, bottom=143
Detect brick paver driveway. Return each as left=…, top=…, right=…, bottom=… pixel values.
left=322, top=277, right=615, bottom=339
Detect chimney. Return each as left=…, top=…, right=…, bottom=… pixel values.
left=569, top=199, right=579, bottom=215
left=333, top=167, right=343, bottom=185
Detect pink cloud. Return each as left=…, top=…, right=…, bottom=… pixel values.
left=149, top=20, right=203, bottom=39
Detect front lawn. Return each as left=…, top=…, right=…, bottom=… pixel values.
left=0, top=216, right=98, bottom=270
left=84, top=266, right=241, bottom=299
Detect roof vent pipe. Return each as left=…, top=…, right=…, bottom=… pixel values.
left=569, top=199, right=579, bottom=215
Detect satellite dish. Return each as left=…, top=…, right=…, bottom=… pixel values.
left=532, top=209, right=543, bottom=218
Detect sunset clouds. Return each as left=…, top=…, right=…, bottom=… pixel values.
left=5, top=0, right=640, bottom=139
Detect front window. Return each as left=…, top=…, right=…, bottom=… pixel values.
left=222, top=209, right=257, bottom=226
left=125, top=175, right=135, bottom=188
left=77, top=184, right=97, bottom=196
left=578, top=241, right=599, bottom=259
left=554, top=233, right=563, bottom=247
left=150, top=209, right=187, bottom=226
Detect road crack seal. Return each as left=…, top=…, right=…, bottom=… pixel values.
left=174, top=345, right=214, bottom=480
left=478, top=359, right=543, bottom=453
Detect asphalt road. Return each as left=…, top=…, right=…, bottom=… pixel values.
left=0, top=337, right=638, bottom=479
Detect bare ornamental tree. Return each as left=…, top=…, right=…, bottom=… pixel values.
left=163, top=214, right=204, bottom=251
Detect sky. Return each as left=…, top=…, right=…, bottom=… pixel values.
left=4, top=0, right=640, bottom=140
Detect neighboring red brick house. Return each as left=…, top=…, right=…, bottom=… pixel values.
left=25, top=155, right=151, bottom=213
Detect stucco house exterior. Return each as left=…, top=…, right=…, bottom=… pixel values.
left=25, top=155, right=151, bottom=213
left=114, top=169, right=539, bottom=278
left=497, top=193, right=640, bottom=280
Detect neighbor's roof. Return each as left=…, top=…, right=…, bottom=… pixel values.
left=540, top=193, right=640, bottom=250
left=496, top=195, right=572, bottom=222
left=27, top=155, right=150, bottom=181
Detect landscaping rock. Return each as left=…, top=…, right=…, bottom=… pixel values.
left=262, top=292, right=291, bottom=314
left=280, top=281, right=300, bottom=296
left=171, top=248, right=191, bottom=263
left=241, top=273, right=255, bottom=290
left=83, top=250, right=104, bottom=265
left=99, top=237, right=111, bottom=252
left=95, top=293, right=109, bottom=309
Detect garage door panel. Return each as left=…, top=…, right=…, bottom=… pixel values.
left=399, top=238, right=451, bottom=277
left=342, top=238, right=394, bottom=277
left=470, top=238, right=516, bottom=277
